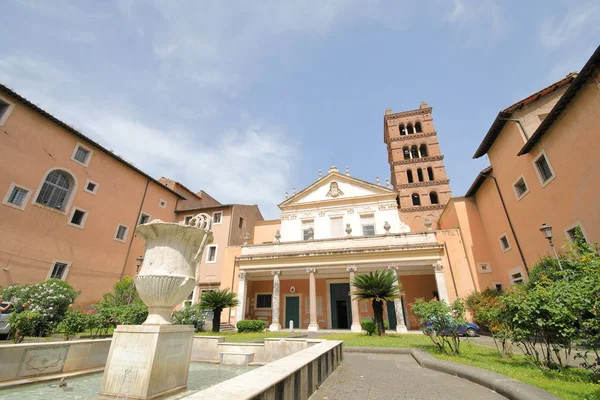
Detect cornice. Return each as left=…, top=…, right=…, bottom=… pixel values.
left=384, top=108, right=432, bottom=123
left=392, top=155, right=444, bottom=166
left=387, top=131, right=437, bottom=143
left=400, top=205, right=446, bottom=212
left=396, top=180, right=450, bottom=189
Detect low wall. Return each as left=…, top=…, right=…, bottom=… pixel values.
left=191, top=336, right=322, bottom=364
left=186, top=340, right=343, bottom=400
left=0, top=339, right=111, bottom=384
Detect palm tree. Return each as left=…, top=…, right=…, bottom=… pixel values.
left=351, top=270, right=401, bottom=336
left=200, top=288, right=239, bottom=332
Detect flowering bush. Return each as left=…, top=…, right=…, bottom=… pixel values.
left=172, top=303, right=206, bottom=332
left=2, top=279, right=80, bottom=338
left=94, top=277, right=148, bottom=327
left=8, top=311, right=45, bottom=343
left=57, top=308, right=93, bottom=340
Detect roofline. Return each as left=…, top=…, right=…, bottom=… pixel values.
left=175, top=204, right=234, bottom=213
left=518, top=45, right=600, bottom=156
left=472, top=73, right=577, bottom=159
left=0, top=83, right=184, bottom=199
left=465, top=166, right=493, bottom=197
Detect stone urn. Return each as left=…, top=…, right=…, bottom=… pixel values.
left=134, top=214, right=213, bottom=325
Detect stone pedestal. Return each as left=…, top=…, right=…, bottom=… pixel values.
left=100, top=325, right=194, bottom=399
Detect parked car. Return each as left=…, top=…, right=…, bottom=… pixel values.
left=425, top=319, right=480, bottom=337
left=0, top=302, right=12, bottom=340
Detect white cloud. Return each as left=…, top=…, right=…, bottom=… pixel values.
left=539, top=3, right=600, bottom=49
left=442, top=0, right=507, bottom=44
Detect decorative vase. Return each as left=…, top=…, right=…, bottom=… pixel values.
left=134, top=214, right=213, bottom=325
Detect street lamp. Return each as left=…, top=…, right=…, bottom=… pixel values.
left=135, top=256, right=144, bottom=273
left=539, top=223, right=563, bottom=270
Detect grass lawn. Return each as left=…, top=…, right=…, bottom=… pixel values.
left=318, top=333, right=599, bottom=400
left=195, top=331, right=298, bottom=342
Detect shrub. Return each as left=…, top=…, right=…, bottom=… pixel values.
left=94, top=277, right=148, bottom=327
left=360, top=318, right=388, bottom=336
left=3, top=279, right=79, bottom=338
left=57, top=308, right=93, bottom=341
left=466, top=289, right=512, bottom=357
left=237, top=320, right=266, bottom=332
left=411, top=298, right=466, bottom=354
left=8, top=311, right=45, bottom=343
left=172, top=303, right=206, bottom=332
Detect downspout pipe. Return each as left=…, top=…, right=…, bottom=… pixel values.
left=482, top=172, right=530, bottom=276
left=499, top=118, right=529, bottom=140
left=120, top=179, right=151, bottom=279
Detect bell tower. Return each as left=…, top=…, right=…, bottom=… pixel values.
left=383, top=102, right=452, bottom=231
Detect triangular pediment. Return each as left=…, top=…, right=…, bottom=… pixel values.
left=280, top=171, right=395, bottom=208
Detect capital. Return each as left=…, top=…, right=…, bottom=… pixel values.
left=238, top=271, right=248, bottom=280
left=433, top=261, right=443, bottom=272
left=272, top=270, right=281, bottom=276
left=387, top=266, right=399, bottom=271
left=346, top=266, right=357, bottom=273
left=306, top=268, right=317, bottom=274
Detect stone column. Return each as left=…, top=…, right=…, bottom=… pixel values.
left=235, top=272, right=248, bottom=326
left=387, top=266, right=407, bottom=333
left=307, top=268, right=319, bottom=331
left=269, top=270, right=282, bottom=331
left=433, top=261, right=450, bottom=304
left=347, top=267, right=361, bottom=333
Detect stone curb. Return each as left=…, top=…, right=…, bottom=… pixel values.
left=344, top=347, right=560, bottom=400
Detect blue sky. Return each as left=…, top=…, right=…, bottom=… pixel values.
left=1, top=1, right=599, bottom=218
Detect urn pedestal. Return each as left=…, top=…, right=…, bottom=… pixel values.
left=100, top=216, right=213, bottom=399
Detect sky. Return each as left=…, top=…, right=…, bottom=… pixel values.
left=1, top=0, right=599, bottom=218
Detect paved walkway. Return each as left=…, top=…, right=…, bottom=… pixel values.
left=309, top=352, right=505, bottom=400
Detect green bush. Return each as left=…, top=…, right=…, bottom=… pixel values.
left=412, top=298, right=467, bottom=354
left=237, top=320, right=266, bottom=332
left=172, top=303, right=206, bottom=332
left=57, top=308, right=93, bottom=341
left=7, top=311, right=45, bottom=343
left=94, top=277, right=148, bottom=327
left=2, top=279, right=80, bottom=338
left=360, top=318, right=389, bottom=336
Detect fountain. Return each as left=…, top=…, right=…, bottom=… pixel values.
left=100, top=214, right=213, bottom=399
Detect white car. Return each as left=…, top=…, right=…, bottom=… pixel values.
left=0, top=302, right=12, bottom=340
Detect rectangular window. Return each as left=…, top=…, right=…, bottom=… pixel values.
left=69, top=208, right=87, bottom=227
left=478, top=263, right=492, bottom=274
left=213, top=212, right=222, bottom=224
left=566, top=225, right=587, bottom=244
left=494, top=283, right=503, bottom=292
left=0, top=96, right=14, bottom=125
left=184, top=216, right=192, bottom=225
left=84, top=179, right=99, bottom=195
left=159, top=199, right=167, bottom=208
left=206, top=245, right=217, bottom=263
left=330, top=217, right=344, bottom=238
left=139, top=213, right=150, bottom=225
left=6, top=186, right=29, bottom=207
left=115, top=224, right=128, bottom=242
left=50, top=262, right=69, bottom=280
left=302, top=220, right=314, bottom=240
left=513, top=176, right=529, bottom=199
left=361, top=215, right=376, bottom=236
left=534, top=153, right=555, bottom=185
left=511, top=272, right=524, bottom=284
left=238, top=216, right=244, bottom=229
left=71, top=143, right=92, bottom=166
left=0, top=100, right=8, bottom=119
left=499, top=235, right=511, bottom=252
left=256, top=294, right=272, bottom=309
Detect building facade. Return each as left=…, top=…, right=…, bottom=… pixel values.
left=439, top=46, right=600, bottom=290
left=384, top=102, right=452, bottom=231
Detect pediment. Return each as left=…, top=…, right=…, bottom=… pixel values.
left=280, top=172, right=394, bottom=207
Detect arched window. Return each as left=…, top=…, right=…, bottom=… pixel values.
left=399, top=124, right=406, bottom=136
left=403, top=147, right=410, bottom=160
left=411, top=193, right=421, bottom=206
left=407, top=123, right=414, bottom=134
left=36, top=169, right=76, bottom=211
left=415, top=122, right=422, bottom=133
left=417, top=168, right=424, bottom=182
left=410, top=145, right=419, bottom=159
left=429, top=192, right=439, bottom=204
left=427, top=167, right=434, bottom=181
left=407, top=169, right=413, bottom=183
left=419, top=144, right=428, bottom=157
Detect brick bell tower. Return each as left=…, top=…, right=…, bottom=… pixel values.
left=383, top=102, right=452, bottom=231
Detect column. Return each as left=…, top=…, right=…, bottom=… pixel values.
left=269, top=270, right=282, bottom=331
left=347, top=267, right=361, bottom=333
left=235, top=272, right=247, bottom=326
left=307, top=268, right=319, bottom=331
left=433, top=261, right=450, bottom=304
left=387, top=266, right=407, bottom=333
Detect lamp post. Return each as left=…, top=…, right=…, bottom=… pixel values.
left=135, top=256, right=144, bottom=273
left=539, top=223, right=563, bottom=271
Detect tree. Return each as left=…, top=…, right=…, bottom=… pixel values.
left=412, top=298, right=467, bottom=354
left=351, top=270, right=400, bottom=336
left=199, top=289, right=238, bottom=332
